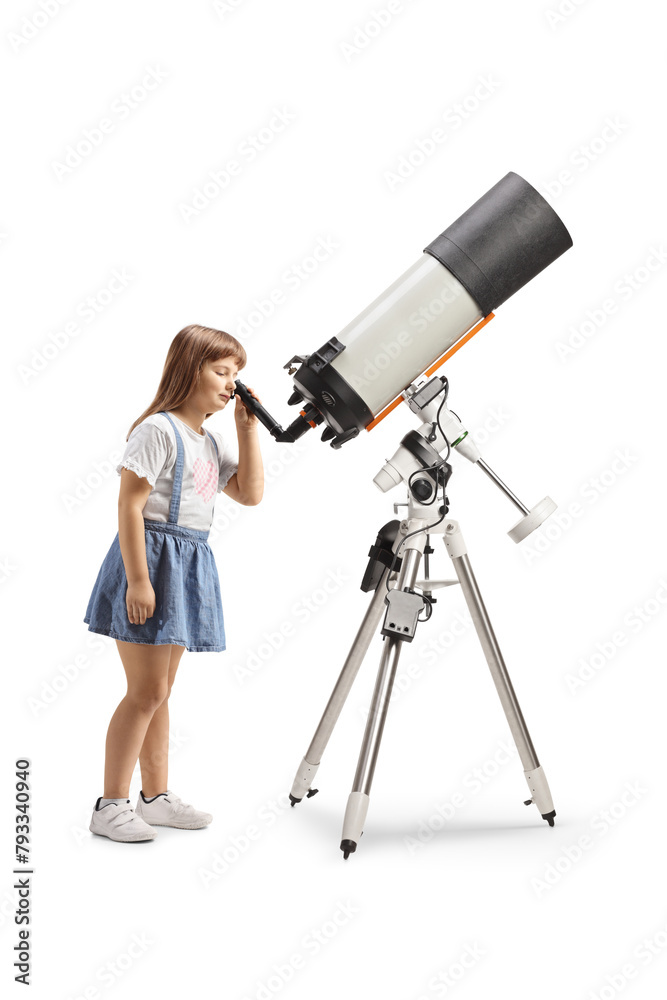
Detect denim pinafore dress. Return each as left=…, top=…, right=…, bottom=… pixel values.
left=83, top=411, right=226, bottom=652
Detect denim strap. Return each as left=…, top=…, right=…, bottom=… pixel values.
left=158, top=411, right=185, bottom=524
left=205, top=430, right=219, bottom=461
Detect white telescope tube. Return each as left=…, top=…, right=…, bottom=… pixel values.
left=331, top=255, right=482, bottom=417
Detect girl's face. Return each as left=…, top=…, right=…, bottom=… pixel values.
left=196, top=356, right=239, bottom=413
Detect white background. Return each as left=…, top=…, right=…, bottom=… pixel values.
left=3, top=1, right=667, bottom=998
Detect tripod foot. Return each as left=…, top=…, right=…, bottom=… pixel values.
left=340, top=839, right=357, bottom=860
left=340, top=791, right=369, bottom=858
left=289, top=788, right=319, bottom=807
left=524, top=800, right=556, bottom=825
left=289, top=758, right=320, bottom=805
left=523, top=765, right=555, bottom=822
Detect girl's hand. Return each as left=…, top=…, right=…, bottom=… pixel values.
left=126, top=579, right=156, bottom=625
left=234, top=386, right=262, bottom=431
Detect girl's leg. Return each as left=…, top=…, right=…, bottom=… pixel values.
left=137, top=644, right=186, bottom=797
left=102, top=640, right=171, bottom=798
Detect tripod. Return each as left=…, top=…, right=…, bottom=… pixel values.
left=288, top=376, right=557, bottom=858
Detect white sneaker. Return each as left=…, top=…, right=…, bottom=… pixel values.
left=135, top=790, right=212, bottom=829
left=89, top=797, right=157, bottom=842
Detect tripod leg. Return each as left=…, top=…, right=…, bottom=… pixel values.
left=289, top=564, right=395, bottom=804
left=340, top=544, right=424, bottom=858
left=443, top=520, right=556, bottom=826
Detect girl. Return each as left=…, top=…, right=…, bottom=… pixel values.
left=84, top=324, right=263, bottom=843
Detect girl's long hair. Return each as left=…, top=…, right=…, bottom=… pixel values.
left=125, top=324, right=247, bottom=440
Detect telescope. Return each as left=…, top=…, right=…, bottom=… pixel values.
left=234, top=171, right=573, bottom=858
left=234, top=170, right=572, bottom=449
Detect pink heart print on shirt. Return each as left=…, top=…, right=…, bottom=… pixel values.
left=193, top=458, right=218, bottom=503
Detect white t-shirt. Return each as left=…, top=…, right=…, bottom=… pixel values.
left=115, top=412, right=238, bottom=531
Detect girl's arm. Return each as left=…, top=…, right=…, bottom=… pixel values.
left=118, top=469, right=152, bottom=581
left=223, top=387, right=264, bottom=506
left=118, top=468, right=155, bottom=623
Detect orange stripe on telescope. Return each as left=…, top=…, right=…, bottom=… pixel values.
left=300, top=409, right=318, bottom=429
left=365, top=312, right=495, bottom=432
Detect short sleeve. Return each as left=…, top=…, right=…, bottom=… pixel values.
left=116, top=421, right=170, bottom=488
left=211, top=430, right=239, bottom=492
